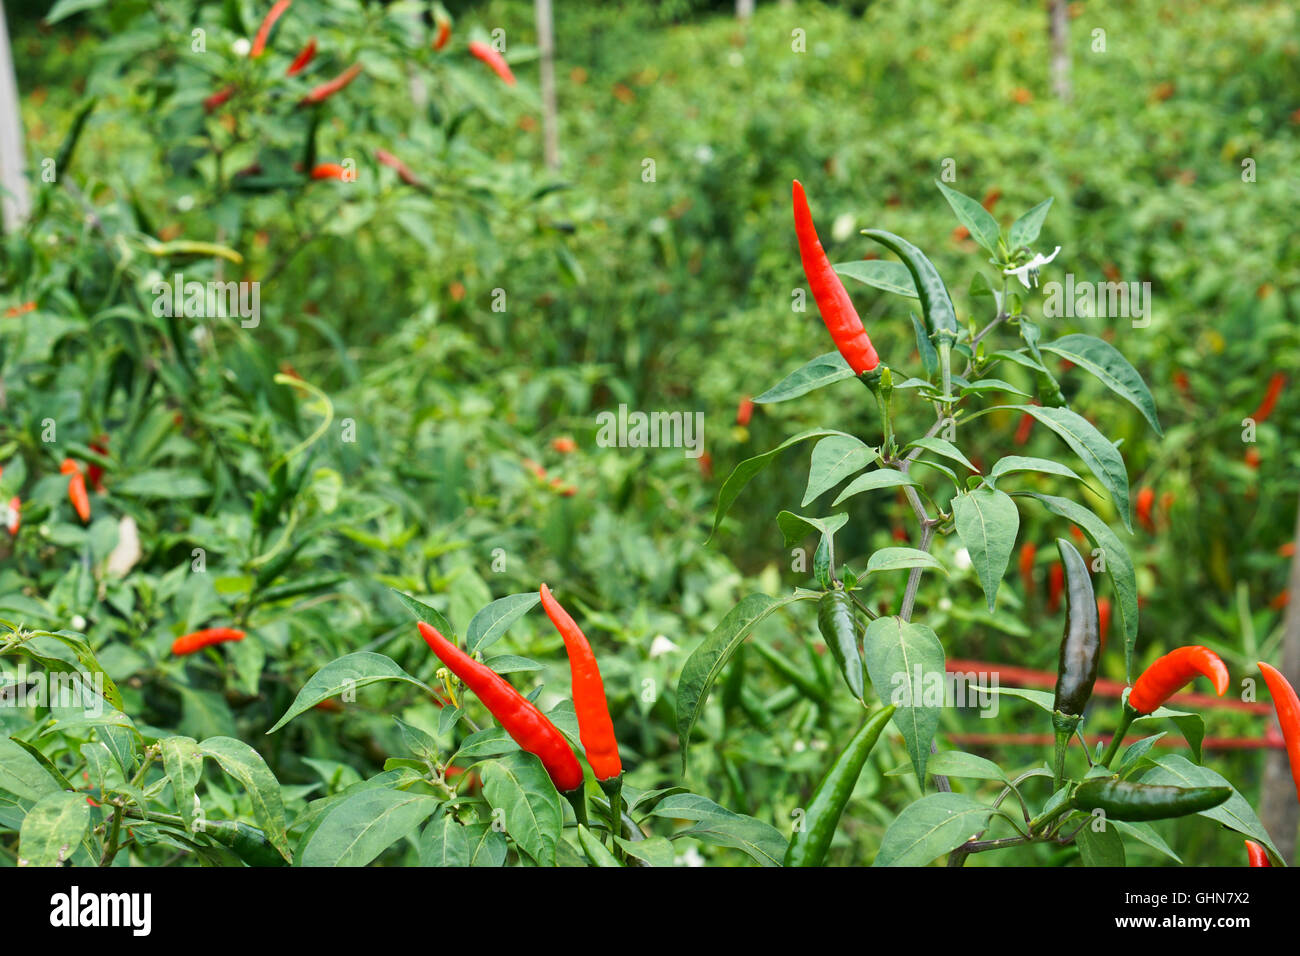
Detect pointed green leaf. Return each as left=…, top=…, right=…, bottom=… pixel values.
left=952, top=486, right=1020, bottom=611
left=874, top=792, right=993, bottom=866
left=1014, top=405, right=1132, bottom=531
left=1041, top=334, right=1162, bottom=436
left=268, top=652, right=432, bottom=733
left=833, top=259, right=917, bottom=297
left=802, top=436, right=877, bottom=506
left=935, top=181, right=1000, bottom=253
left=754, top=352, right=855, bottom=404
left=864, top=617, right=944, bottom=782
left=832, top=468, right=919, bottom=506
left=465, top=592, right=541, bottom=654
left=1008, top=197, right=1053, bottom=249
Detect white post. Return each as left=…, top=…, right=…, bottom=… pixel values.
left=0, top=0, right=31, bottom=231
left=534, top=0, right=559, bottom=171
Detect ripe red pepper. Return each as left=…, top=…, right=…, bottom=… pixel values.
left=4, top=301, right=36, bottom=317
left=88, top=435, right=108, bottom=492
left=736, top=396, right=754, bottom=427
left=250, top=0, right=292, bottom=58
left=301, top=63, right=363, bottom=105
left=1097, top=597, right=1112, bottom=651
left=203, top=85, right=236, bottom=113
left=62, top=460, right=90, bottom=523
left=1257, top=661, right=1300, bottom=801
left=1251, top=372, right=1286, bottom=424
left=374, top=148, right=421, bottom=187
left=172, top=627, right=246, bottom=656
left=310, top=163, right=350, bottom=181
left=698, top=451, right=713, bottom=480
left=1136, top=486, right=1156, bottom=532
left=1128, top=646, right=1229, bottom=715
left=550, top=436, right=576, bottom=454
left=792, top=180, right=879, bottom=375
left=5, top=495, right=19, bottom=536
left=432, top=15, right=452, bottom=51
left=1245, top=447, right=1261, bottom=469
left=417, top=621, right=583, bottom=791
left=1018, top=541, right=1037, bottom=595
left=1014, top=410, right=1035, bottom=445
left=468, top=41, right=516, bottom=86
left=1047, top=562, right=1064, bottom=614
left=286, top=37, right=317, bottom=76
left=540, top=585, right=621, bottom=781
left=1245, top=840, right=1271, bottom=867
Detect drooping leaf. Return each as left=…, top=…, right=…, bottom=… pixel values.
left=952, top=486, right=1020, bottom=611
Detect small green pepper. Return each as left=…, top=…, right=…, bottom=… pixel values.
left=1071, top=779, right=1231, bottom=822
left=818, top=589, right=865, bottom=700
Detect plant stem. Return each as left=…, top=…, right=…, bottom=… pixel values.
left=1098, top=705, right=1138, bottom=769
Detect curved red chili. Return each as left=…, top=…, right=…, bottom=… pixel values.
left=286, top=37, right=317, bottom=76
left=5, top=496, right=19, bottom=536
left=432, top=15, right=451, bottom=51
left=301, top=63, right=363, bottom=106
left=540, top=584, right=622, bottom=781
left=1252, top=373, right=1286, bottom=424
left=1018, top=541, right=1037, bottom=595
left=417, top=621, right=583, bottom=792
left=468, top=41, right=516, bottom=86
left=172, top=627, right=245, bottom=656
left=250, top=0, right=292, bottom=59
left=1245, top=840, right=1271, bottom=867
left=1128, top=646, right=1229, bottom=715
left=792, top=180, right=879, bottom=375
left=1136, top=487, right=1156, bottom=532
left=64, top=461, right=90, bottom=524
left=1258, top=661, right=1300, bottom=801
left=1096, top=597, right=1112, bottom=650
left=375, top=148, right=421, bottom=187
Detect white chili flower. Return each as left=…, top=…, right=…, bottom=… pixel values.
left=649, top=635, right=679, bottom=658
left=954, top=547, right=972, bottom=570
left=1004, top=246, right=1061, bottom=288
left=232, top=38, right=251, bottom=57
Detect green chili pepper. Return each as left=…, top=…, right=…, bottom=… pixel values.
left=203, top=820, right=289, bottom=867
left=1051, top=537, right=1100, bottom=787
left=751, top=639, right=829, bottom=704
left=1071, top=779, right=1231, bottom=821
left=860, top=230, right=958, bottom=342
left=818, top=589, right=865, bottom=700
left=784, top=705, right=895, bottom=866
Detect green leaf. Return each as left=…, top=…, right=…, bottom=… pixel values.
left=754, top=352, right=855, bottom=404
left=775, top=511, right=847, bottom=549
left=1140, top=754, right=1280, bottom=860
left=907, top=436, right=979, bottom=473
left=676, top=593, right=799, bottom=772
left=300, top=788, right=440, bottom=866
left=910, top=313, right=939, bottom=377
left=1111, top=820, right=1182, bottom=864
left=989, top=455, right=1088, bottom=488
left=649, top=793, right=787, bottom=866
left=802, top=436, right=876, bottom=506
left=45, top=0, right=107, bottom=26
left=268, top=652, right=432, bottom=733
left=874, top=793, right=994, bottom=866
left=18, top=791, right=90, bottom=866
left=481, top=751, right=564, bottom=866
left=1041, top=334, right=1162, bottom=436
left=1117, top=733, right=1167, bottom=775
left=935, top=181, right=1000, bottom=253
left=1017, top=492, right=1138, bottom=676
left=832, top=467, right=919, bottom=506
left=864, top=617, right=944, bottom=781
left=160, top=736, right=204, bottom=832
left=577, top=824, right=623, bottom=866
left=1008, top=197, right=1053, bottom=249
left=390, top=589, right=457, bottom=640
left=986, top=685, right=1057, bottom=714
left=1076, top=820, right=1126, bottom=866
left=833, top=259, right=917, bottom=297
left=952, top=486, right=1020, bottom=611
left=0, top=737, right=64, bottom=801
left=113, top=469, right=212, bottom=498
left=959, top=378, right=1031, bottom=398
left=709, top=430, right=851, bottom=540
left=925, top=750, right=1008, bottom=782
left=1014, top=405, right=1132, bottom=532
left=465, top=592, right=541, bottom=654
left=1135, top=707, right=1205, bottom=764
left=616, top=834, right=676, bottom=867
left=199, top=737, right=291, bottom=862
left=866, top=548, right=945, bottom=575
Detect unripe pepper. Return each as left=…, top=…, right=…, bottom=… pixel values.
left=417, top=621, right=583, bottom=792
left=1128, top=646, right=1229, bottom=715
left=792, top=180, right=879, bottom=375
left=250, top=0, right=292, bottom=58
left=1257, top=661, right=1300, bottom=801
left=1071, top=778, right=1231, bottom=821
left=286, top=37, right=317, bottom=76
left=172, top=627, right=245, bottom=656
left=300, top=64, right=363, bottom=106
left=1051, top=539, right=1100, bottom=786
left=1245, top=840, right=1271, bottom=867
left=784, top=705, right=895, bottom=866
left=468, top=41, right=516, bottom=86
left=817, top=589, right=865, bottom=700
left=539, top=584, right=622, bottom=782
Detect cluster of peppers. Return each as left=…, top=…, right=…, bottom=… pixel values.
left=416, top=585, right=623, bottom=845
left=791, top=180, right=1300, bottom=865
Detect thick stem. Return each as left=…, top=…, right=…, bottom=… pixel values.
left=1098, top=704, right=1138, bottom=769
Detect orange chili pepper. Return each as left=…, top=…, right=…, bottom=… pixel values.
left=1245, top=840, right=1271, bottom=867
left=172, top=627, right=246, bottom=656
left=250, top=0, right=292, bottom=58
left=1136, top=487, right=1156, bottom=533
left=736, top=397, right=754, bottom=427
left=1257, top=661, right=1300, bottom=801
left=1128, top=646, right=1229, bottom=715
left=286, top=37, right=317, bottom=76
left=301, top=63, right=363, bottom=106
left=468, top=41, right=516, bottom=86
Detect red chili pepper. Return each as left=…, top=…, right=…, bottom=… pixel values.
left=374, top=148, right=421, bottom=187
left=1258, top=661, right=1300, bottom=801
left=468, top=41, right=516, bottom=86
left=736, top=397, right=754, bottom=427
left=1096, top=597, right=1111, bottom=652
left=1047, top=562, right=1064, bottom=614
left=1252, top=372, right=1286, bottom=424
left=301, top=63, right=363, bottom=106
left=67, top=468, right=91, bottom=523
left=1270, top=591, right=1290, bottom=611
left=286, top=37, right=317, bottom=76
left=1173, top=370, right=1191, bottom=396
left=1019, top=541, right=1037, bottom=595
left=540, top=584, right=622, bottom=781
left=792, top=180, right=879, bottom=375
left=417, top=621, right=583, bottom=792
left=432, top=15, right=452, bottom=51
left=171, top=627, right=246, bottom=656
left=1245, top=447, right=1262, bottom=469
left=697, top=451, right=713, bottom=480
left=5, top=496, right=19, bottom=536
left=4, top=301, right=36, bottom=317
left=550, top=436, right=576, bottom=454
left=88, top=435, right=108, bottom=492
left=1069, top=524, right=1086, bottom=545
left=250, top=0, right=292, bottom=58
left=1245, top=840, right=1271, bottom=866
left=203, top=85, right=236, bottom=113
left=1128, top=646, right=1229, bottom=715
left=309, top=163, right=350, bottom=181
left=1159, top=490, right=1174, bottom=518
left=1135, top=486, right=1155, bottom=532
left=1014, top=411, right=1035, bottom=445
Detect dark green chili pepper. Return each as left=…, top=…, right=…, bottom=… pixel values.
left=818, top=589, right=865, bottom=700
left=1071, top=779, right=1231, bottom=821
left=1051, top=537, right=1100, bottom=787
left=203, top=820, right=289, bottom=867
left=860, top=230, right=958, bottom=343
left=751, top=639, right=829, bottom=704
left=784, top=705, right=895, bottom=866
